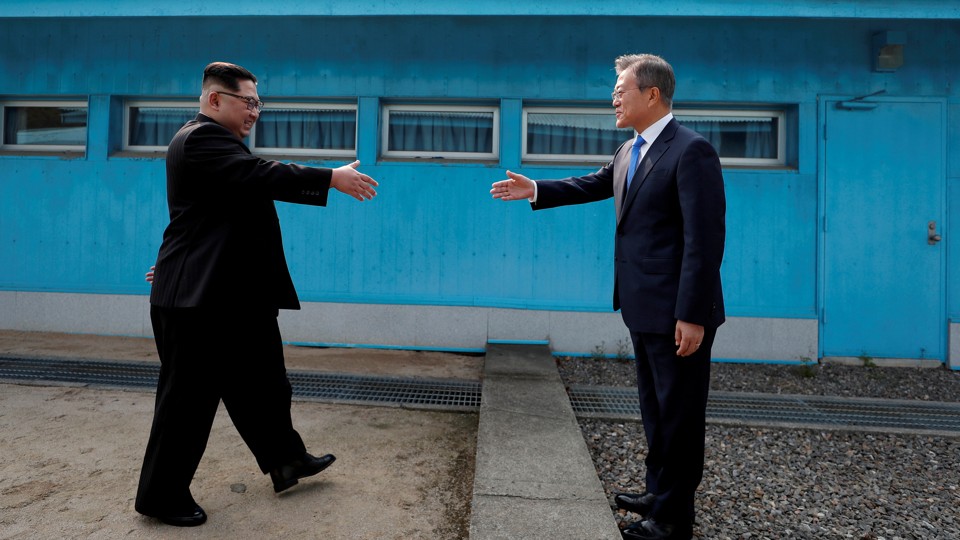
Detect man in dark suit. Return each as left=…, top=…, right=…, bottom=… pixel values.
left=490, top=53, right=725, bottom=540
left=135, top=62, right=379, bottom=527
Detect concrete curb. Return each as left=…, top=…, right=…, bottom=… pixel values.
left=469, top=343, right=621, bottom=539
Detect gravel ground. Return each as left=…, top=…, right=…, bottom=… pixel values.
left=558, top=357, right=960, bottom=403
left=560, top=357, right=960, bottom=539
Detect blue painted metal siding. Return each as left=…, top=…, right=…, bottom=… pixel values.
left=0, top=15, right=957, bottom=320
left=949, top=104, right=960, bottom=324
left=3, top=0, right=959, bottom=19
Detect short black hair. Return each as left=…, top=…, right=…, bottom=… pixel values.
left=201, top=61, right=257, bottom=91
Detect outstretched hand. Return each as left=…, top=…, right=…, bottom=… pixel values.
left=331, top=160, right=379, bottom=201
left=490, top=170, right=535, bottom=201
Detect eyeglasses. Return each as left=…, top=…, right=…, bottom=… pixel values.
left=217, top=91, right=264, bottom=112
left=611, top=86, right=650, bottom=102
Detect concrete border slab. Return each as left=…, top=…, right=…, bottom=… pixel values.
left=469, top=343, right=620, bottom=539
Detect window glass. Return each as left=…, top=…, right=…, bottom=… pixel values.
left=524, top=108, right=632, bottom=161
left=383, top=106, right=498, bottom=159
left=2, top=104, right=87, bottom=148
left=675, top=111, right=784, bottom=165
left=254, top=106, right=356, bottom=155
left=523, top=106, right=786, bottom=167
left=127, top=106, right=195, bottom=148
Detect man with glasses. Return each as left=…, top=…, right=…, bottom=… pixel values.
left=491, top=54, right=725, bottom=540
left=136, top=61, right=379, bottom=527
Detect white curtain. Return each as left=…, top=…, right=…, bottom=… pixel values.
left=129, top=108, right=194, bottom=147
left=388, top=111, right=492, bottom=153
left=526, top=113, right=630, bottom=156
left=257, top=109, right=355, bottom=150
left=679, top=116, right=775, bottom=159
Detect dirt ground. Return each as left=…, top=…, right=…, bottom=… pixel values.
left=0, top=331, right=482, bottom=539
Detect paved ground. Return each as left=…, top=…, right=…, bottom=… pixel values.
left=0, top=331, right=482, bottom=539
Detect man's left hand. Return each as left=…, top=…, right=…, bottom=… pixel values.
left=675, top=320, right=705, bottom=357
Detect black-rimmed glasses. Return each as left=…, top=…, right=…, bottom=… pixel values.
left=217, top=91, right=264, bottom=112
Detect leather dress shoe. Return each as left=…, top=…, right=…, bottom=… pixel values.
left=621, top=518, right=692, bottom=540
left=614, top=491, right=656, bottom=515
left=270, top=452, right=336, bottom=493
left=138, top=503, right=207, bottom=527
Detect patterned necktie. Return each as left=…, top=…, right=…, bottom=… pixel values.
left=626, top=135, right=645, bottom=191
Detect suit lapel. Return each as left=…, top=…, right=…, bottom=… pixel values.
left=618, top=120, right=678, bottom=223
left=613, top=139, right=634, bottom=222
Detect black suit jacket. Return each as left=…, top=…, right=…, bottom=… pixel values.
left=150, top=113, right=331, bottom=311
left=534, top=118, right=725, bottom=334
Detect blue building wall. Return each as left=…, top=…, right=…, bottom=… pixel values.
left=0, top=9, right=957, bottom=361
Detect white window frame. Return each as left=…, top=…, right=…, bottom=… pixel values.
left=0, top=100, right=88, bottom=152
left=124, top=100, right=197, bottom=152
left=522, top=106, right=633, bottom=163
left=674, top=108, right=786, bottom=167
left=250, top=102, right=358, bottom=158
left=381, top=104, right=499, bottom=160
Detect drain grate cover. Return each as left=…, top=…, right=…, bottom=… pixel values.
left=0, top=356, right=481, bottom=411
left=288, top=371, right=481, bottom=410
left=5, top=356, right=959, bottom=433
left=569, top=385, right=960, bottom=433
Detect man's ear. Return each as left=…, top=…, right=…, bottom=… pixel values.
left=648, top=86, right=661, bottom=106
left=201, top=90, right=220, bottom=111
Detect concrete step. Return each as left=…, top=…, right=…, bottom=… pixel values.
left=469, top=343, right=621, bottom=539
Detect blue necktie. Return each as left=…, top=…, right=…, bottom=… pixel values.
left=626, top=136, right=645, bottom=190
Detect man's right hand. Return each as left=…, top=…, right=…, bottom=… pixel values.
left=331, top=160, right=378, bottom=201
left=490, top=171, right=535, bottom=201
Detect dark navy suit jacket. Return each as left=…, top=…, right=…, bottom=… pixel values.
left=534, top=118, right=726, bottom=334
left=150, top=113, right=331, bottom=311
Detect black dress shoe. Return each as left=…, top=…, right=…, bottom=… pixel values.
left=138, top=503, right=207, bottom=527
left=614, top=491, right=656, bottom=515
left=270, top=452, right=336, bottom=493
left=621, top=518, right=692, bottom=540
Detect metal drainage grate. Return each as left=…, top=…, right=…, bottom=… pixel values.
left=288, top=371, right=481, bottom=410
left=0, top=357, right=159, bottom=389
left=569, top=385, right=960, bottom=434
left=0, top=356, right=481, bottom=411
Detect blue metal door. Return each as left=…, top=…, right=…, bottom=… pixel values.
left=820, top=98, right=945, bottom=361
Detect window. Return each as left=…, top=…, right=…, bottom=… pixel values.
left=251, top=103, right=356, bottom=157
left=522, top=105, right=787, bottom=168
left=523, top=107, right=633, bottom=162
left=382, top=104, right=498, bottom=160
left=675, top=109, right=785, bottom=166
left=124, top=101, right=357, bottom=157
left=1, top=101, right=87, bottom=151
left=125, top=102, right=196, bottom=151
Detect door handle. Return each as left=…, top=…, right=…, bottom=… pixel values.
left=928, top=221, right=942, bottom=245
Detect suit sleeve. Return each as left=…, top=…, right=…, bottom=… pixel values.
left=674, top=137, right=726, bottom=325
left=184, top=123, right=332, bottom=207
left=531, top=161, right=617, bottom=210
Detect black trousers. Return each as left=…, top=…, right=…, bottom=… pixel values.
left=630, top=327, right=716, bottom=525
left=135, top=305, right=306, bottom=512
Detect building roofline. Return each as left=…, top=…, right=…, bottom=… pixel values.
left=3, top=0, right=959, bottom=20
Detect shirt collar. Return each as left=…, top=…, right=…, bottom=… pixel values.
left=637, top=112, right=673, bottom=147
